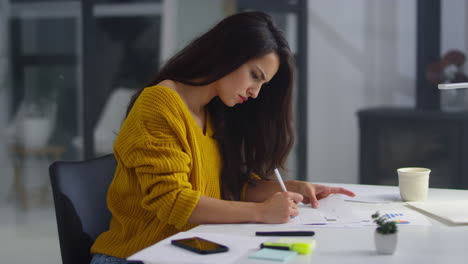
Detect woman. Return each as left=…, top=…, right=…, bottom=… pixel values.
left=90, top=11, right=355, bottom=263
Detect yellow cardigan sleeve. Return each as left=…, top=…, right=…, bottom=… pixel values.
left=114, top=87, right=200, bottom=229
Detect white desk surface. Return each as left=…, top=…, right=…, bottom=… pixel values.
left=138, top=184, right=468, bottom=264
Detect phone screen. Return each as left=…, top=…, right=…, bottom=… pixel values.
left=171, top=237, right=229, bottom=254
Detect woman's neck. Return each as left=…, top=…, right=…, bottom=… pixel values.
left=173, top=81, right=217, bottom=116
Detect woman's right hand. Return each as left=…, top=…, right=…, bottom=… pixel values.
left=257, top=192, right=303, bottom=224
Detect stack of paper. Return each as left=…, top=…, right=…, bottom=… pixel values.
left=406, top=200, right=468, bottom=224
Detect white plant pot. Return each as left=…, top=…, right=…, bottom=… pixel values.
left=374, top=231, right=397, bottom=254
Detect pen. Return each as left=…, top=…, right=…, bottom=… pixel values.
left=275, top=167, right=297, bottom=219
left=274, top=168, right=288, bottom=192
left=255, top=231, right=315, bottom=236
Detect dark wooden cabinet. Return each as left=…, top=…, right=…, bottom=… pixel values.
left=358, top=107, right=468, bottom=189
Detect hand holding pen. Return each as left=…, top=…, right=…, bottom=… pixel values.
left=273, top=168, right=355, bottom=208
left=259, top=190, right=303, bottom=223
left=256, top=167, right=355, bottom=223
left=256, top=168, right=302, bottom=224
left=254, top=168, right=302, bottom=223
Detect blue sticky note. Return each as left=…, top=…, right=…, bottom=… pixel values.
left=248, top=248, right=297, bottom=262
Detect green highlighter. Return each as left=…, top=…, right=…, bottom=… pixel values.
left=260, top=241, right=316, bottom=255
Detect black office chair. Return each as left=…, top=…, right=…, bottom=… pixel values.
left=49, top=154, right=116, bottom=264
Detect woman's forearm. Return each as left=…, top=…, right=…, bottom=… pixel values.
left=244, top=180, right=285, bottom=202
left=187, top=191, right=302, bottom=225
left=187, top=195, right=263, bottom=224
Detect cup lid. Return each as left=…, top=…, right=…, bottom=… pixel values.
left=397, top=167, right=431, bottom=173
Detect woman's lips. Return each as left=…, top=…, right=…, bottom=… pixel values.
left=239, top=95, right=247, bottom=103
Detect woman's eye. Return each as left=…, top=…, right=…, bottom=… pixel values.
left=251, top=71, right=259, bottom=80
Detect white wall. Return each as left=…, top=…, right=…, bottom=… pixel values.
left=160, top=0, right=226, bottom=62
left=307, top=0, right=416, bottom=184
left=0, top=0, right=12, bottom=203
left=0, top=0, right=9, bottom=126
left=441, top=0, right=467, bottom=54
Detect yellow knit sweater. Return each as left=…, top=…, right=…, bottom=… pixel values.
left=91, top=85, right=222, bottom=258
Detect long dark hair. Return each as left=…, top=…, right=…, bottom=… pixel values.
left=127, top=11, right=295, bottom=200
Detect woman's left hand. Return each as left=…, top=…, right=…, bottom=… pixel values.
left=286, top=181, right=356, bottom=208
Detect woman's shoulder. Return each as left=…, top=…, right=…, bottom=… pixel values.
left=138, top=82, right=183, bottom=108
left=157, top=80, right=178, bottom=91
left=131, top=82, right=187, bottom=123
left=143, top=81, right=179, bottom=98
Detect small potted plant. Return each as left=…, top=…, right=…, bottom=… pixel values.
left=372, top=211, right=398, bottom=254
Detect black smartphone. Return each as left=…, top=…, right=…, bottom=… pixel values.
left=171, top=237, right=229, bottom=254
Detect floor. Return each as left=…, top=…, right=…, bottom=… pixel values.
left=0, top=58, right=65, bottom=264
left=0, top=144, right=62, bottom=263
left=0, top=205, right=61, bottom=263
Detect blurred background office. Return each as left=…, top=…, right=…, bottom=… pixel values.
left=0, top=0, right=467, bottom=263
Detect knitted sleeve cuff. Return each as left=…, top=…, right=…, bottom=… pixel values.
left=170, top=189, right=201, bottom=230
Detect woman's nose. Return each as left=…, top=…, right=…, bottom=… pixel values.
left=248, top=84, right=262, bottom=99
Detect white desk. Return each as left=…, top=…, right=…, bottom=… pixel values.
left=130, top=184, right=468, bottom=264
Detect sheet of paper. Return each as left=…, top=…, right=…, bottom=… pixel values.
left=288, top=194, right=366, bottom=227
left=406, top=200, right=468, bottom=224
left=127, top=231, right=269, bottom=264
left=353, top=208, right=432, bottom=226
left=284, top=194, right=431, bottom=227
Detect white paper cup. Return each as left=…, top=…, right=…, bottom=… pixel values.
left=397, top=167, right=430, bottom=202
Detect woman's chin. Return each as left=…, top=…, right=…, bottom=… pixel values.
left=223, top=99, right=237, bottom=107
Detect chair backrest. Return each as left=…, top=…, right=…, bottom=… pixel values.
left=49, top=154, right=116, bottom=264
